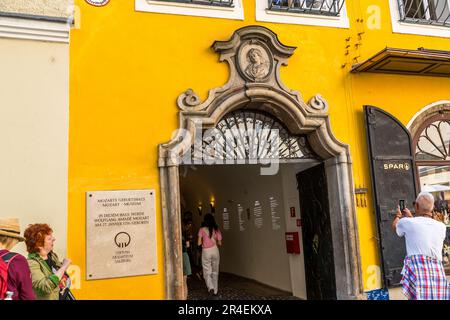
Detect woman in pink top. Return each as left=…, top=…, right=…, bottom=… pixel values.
left=197, top=213, right=222, bottom=296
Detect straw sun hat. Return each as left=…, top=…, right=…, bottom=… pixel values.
left=0, top=218, right=26, bottom=242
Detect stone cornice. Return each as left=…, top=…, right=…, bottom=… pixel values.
left=0, top=15, right=70, bottom=43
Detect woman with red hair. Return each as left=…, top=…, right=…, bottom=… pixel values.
left=24, top=224, right=72, bottom=300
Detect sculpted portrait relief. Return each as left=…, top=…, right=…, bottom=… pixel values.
left=245, top=48, right=269, bottom=79
left=238, top=43, right=272, bottom=82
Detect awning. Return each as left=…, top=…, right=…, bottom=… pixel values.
left=351, top=47, right=450, bottom=77
left=422, top=184, right=450, bottom=192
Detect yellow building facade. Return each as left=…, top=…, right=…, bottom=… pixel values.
left=69, top=0, right=450, bottom=299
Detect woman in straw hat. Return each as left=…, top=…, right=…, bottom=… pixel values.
left=0, top=217, right=35, bottom=300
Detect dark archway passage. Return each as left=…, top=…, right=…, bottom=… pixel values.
left=180, top=162, right=328, bottom=300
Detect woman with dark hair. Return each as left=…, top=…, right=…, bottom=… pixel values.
left=197, top=213, right=222, bottom=296
left=24, top=224, right=72, bottom=300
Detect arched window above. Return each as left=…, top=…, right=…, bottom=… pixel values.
left=415, top=119, right=450, bottom=161
left=413, top=114, right=450, bottom=196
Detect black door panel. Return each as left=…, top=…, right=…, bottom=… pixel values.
left=364, top=106, right=418, bottom=287
left=297, top=163, right=336, bottom=300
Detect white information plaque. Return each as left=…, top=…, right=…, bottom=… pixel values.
left=86, top=189, right=157, bottom=280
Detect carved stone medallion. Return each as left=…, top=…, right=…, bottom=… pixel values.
left=237, top=41, right=273, bottom=82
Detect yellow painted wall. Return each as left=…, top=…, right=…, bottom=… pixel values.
left=69, top=0, right=450, bottom=298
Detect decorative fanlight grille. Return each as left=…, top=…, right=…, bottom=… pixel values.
left=415, top=120, right=450, bottom=161
left=191, top=110, right=317, bottom=163
left=268, top=0, right=345, bottom=16
left=399, top=0, right=450, bottom=26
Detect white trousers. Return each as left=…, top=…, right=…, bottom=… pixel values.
left=201, top=246, right=220, bottom=294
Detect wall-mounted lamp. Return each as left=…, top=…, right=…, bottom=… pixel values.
left=210, top=200, right=215, bottom=214
left=197, top=204, right=202, bottom=216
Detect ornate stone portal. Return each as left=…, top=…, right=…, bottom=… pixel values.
left=159, top=26, right=364, bottom=300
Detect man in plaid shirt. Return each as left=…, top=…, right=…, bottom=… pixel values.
left=393, top=192, right=450, bottom=300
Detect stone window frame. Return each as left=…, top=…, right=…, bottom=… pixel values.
left=407, top=101, right=450, bottom=135
left=135, top=0, right=244, bottom=20
left=255, top=0, right=350, bottom=29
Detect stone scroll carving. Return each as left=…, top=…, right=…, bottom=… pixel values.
left=308, top=94, right=329, bottom=113
left=177, top=89, right=201, bottom=108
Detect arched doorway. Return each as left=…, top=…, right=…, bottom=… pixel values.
left=180, top=108, right=323, bottom=299
left=158, top=26, right=364, bottom=300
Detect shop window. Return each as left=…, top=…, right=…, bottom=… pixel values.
left=135, top=0, right=244, bottom=20
left=255, top=0, right=349, bottom=28
left=413, top=114, right=450, bottom=271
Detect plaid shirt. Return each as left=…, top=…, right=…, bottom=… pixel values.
left=401, top=254, right=450, bottom=300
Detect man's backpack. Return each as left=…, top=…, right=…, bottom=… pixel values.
left=0, top=252, right=18, bottom=299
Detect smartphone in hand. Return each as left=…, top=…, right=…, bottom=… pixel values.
left=399, top=199, right=405, bottom=213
